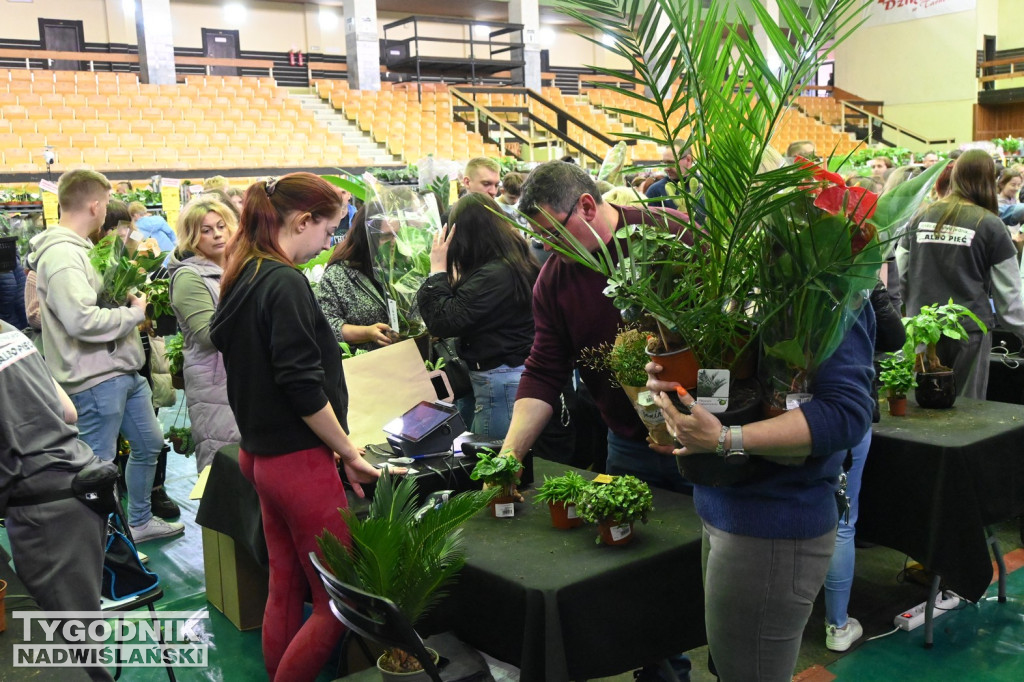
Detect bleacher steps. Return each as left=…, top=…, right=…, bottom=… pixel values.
left=291, top=93, right=398, bottom=165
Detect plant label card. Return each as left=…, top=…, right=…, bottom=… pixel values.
left=593, top=474, right=614, bottom=484
left=786, top=393, right=813, bottom=411
left=609, top=524, right=632, bottom=542
left=566, top=504, right=578, bottom=520
left=696, top=368, right=730, bottom=414
left=494, top=502, right=515, bottom=518
left=387, top=299, right=400, bottom=331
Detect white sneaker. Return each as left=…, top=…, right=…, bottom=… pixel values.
left=131, top=516, right=185, bottom=543
left=825, top=616, right=863, bottom=652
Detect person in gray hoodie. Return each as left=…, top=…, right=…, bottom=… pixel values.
left=167, top=196, right=241, bottom=472
left=28, top=169, right=184, bottom=544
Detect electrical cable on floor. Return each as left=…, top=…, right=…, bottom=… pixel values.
left=866, top=626, right=900, bottom=641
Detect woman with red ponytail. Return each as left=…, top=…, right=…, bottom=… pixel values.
left=211, top=173, right=384, bottom=681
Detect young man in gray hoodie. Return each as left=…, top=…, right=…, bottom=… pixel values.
left=28, top=169, right=184, bottom=543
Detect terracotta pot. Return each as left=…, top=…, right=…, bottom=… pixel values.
left=915, top=371, right=956, bottom=409
left=597, top=519, right=634, bottom=546
left=646, top=346, right=698, bottom=392
left=888, top=396, right=907, bottom=416
left=377, top=647, right=439, bottom=681
left=548, top=501, right=582, bottom=529
left=489, top=494, right=516, bottom=518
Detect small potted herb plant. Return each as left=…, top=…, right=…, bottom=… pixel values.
left=902, top=299, right=987, bottom=408
left=533, top=471, right=588, bottom=529
left=582, top=328, right=673, bottom=446
left=469, top=448, right=524, bottom=518
left=878, top=352, right=916, bottom=416
left=577, top=475, right=654, bottom=546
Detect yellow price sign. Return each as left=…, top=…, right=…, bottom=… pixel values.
left=160, top=180, right=182, bottom=231
left=41, top=192, right=59, bottom=226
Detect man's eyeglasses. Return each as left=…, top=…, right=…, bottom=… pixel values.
left=551, top=195, right=582, bottom=232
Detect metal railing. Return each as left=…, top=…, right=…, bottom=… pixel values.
left=450, top=86, right=633, bottom=165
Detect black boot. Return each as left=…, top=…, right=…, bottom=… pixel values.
left=150, top=486, right=181, bottom=519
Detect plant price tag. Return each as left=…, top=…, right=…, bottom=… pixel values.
left=566, top=503, right=578, bottom=520
left=494, top=502, right=515, bottom=518
left=786, top=393, right=813, bottom=411
left=593, top=474, right=614, bottom=484
left=696, top=368, right=730, bottom=414
left=610, top=524, right=632, bottom=542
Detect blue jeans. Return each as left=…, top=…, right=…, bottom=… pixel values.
left=469, top=364, right=524, bottom=439
left=606, top=429, right=691, bottom=493
left=70, top=373, right=162, bottom=527
left=824, top=430, right=870, bottom=627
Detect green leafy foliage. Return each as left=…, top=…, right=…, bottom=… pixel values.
left=321, top=173, right=369, bottom=203
left=427, top=175, right=451, bottom=209
left=878, top=351, right=916, bottom=398
left=533, top=471, right=589, bottom=505
left=847, top=147, right=913, bottom=168
left=903, top=299, right=987, bottom=373
left=88, top=232, right=165, bottom=306
left=469, top=448, right=524, bottom=494
left=316, top=472, right=495, bottom=633
left=577, top=475, right=654, bottom=526
left=164, top=425, right=195, bottom=456
left=339, top=341, right=368, bottom=359
left=140, top=278, right=172, bottom=320
left=994, top=137, right=1021, bottom=155
left=112, top=188, right=161, bottom=206
left=164, top=332, right=184, bottom=376
left=535, top=0, right=874, bottom=372
left=366, top=165, right=419, bottom=184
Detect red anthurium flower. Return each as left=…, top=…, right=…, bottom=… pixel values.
left=796, top=156, right=845, bottom=187
left=813, top=185, right=847, bottom=215
left=843, top=185, right=878, bottom=224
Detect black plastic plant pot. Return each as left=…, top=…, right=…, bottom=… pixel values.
left=914, top=371, right=956, bottom=409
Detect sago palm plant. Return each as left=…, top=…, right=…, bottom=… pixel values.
left=317, top=472, right=495, bottom=673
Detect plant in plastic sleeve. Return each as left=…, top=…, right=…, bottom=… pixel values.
left=363, top=174, right=440, bottom=338
left=89, top=228, right=165, bottom=308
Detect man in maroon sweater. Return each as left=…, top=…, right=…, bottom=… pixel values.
left=501, top=160, right=692, bottom=492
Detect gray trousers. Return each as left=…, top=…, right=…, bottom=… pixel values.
left=936, top=330, right=989, bottom=400
left=7, top=496, right=113, bottom=682
left=702, top=521, right=836, bottom=682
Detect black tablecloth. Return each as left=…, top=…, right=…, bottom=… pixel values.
left=858, top=398, right=1024, bottom=602
left=195, top=443, right=532, bottom=568
left=428, top=458, right=706, bottom=682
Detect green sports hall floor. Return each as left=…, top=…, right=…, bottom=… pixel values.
left=4, top=390, right=1023, bottom=681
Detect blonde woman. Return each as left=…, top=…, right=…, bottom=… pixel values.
left=167, top=197, right=241, bottom=471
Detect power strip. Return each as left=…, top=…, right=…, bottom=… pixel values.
left=894, top=593, right=961, bottom=631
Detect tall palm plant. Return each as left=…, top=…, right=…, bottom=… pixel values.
left=542, top=0, right=873, bottom=371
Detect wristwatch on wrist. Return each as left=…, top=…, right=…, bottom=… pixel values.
left=724, top=425, right=749, bottom=465
left=715, top=425, right=729, bottom=456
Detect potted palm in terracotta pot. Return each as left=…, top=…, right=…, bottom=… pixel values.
left=533, top=471, right=588, bottom=529
left=469, top=448, right=524, bottom=518
left=577, top=475, right=654, bottom=546
left=317, top=472, right=495, bottom=680
left=902, top=299, right=987, bottom=408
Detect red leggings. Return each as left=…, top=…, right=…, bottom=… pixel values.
left=240, top=445, right=350, bottom=682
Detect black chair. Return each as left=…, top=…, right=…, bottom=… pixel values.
left=309, top=552, right=444, bottom=682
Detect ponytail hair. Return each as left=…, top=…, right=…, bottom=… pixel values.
left=221, top=172, right=342, bottom=296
